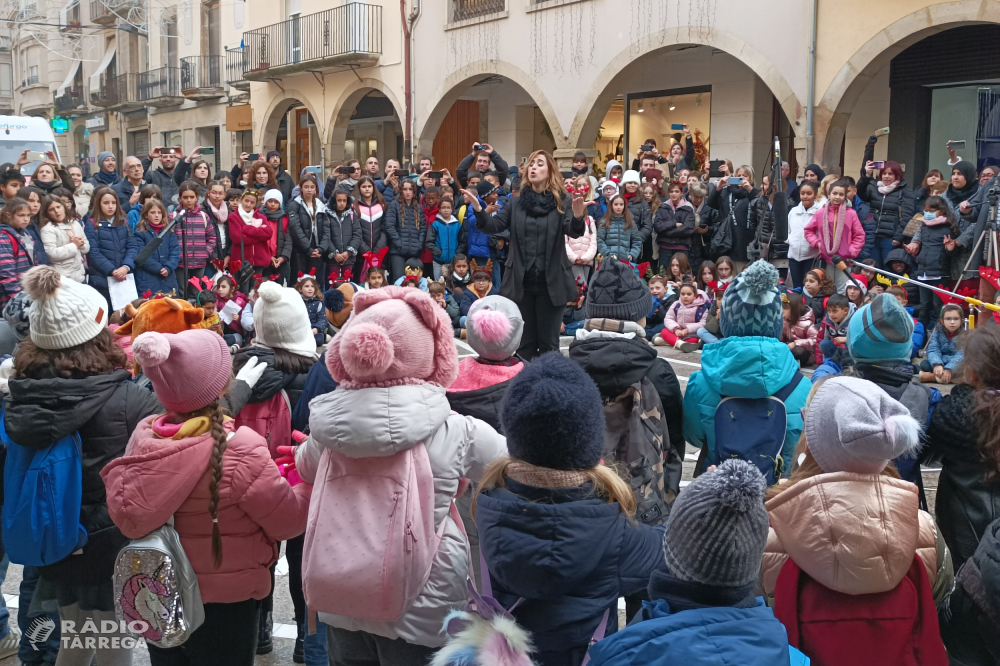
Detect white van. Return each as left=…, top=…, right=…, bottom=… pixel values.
left=0, top=116, right=62, bottom=177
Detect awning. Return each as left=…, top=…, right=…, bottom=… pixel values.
left=56, top=58, right=80, bottom=97
left=89, top=43, right=115, bottom=91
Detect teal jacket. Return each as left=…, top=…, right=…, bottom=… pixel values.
left=683, top=336, right=810, bottom=473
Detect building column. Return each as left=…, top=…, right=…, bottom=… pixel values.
left=488, top=101, right=534, bottom=170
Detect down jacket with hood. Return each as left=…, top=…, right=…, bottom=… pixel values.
left=40, top=219, right=90, bottom=283
left=288, top=196, right=332, bottom=264
left=597, top=216, right=643, bottom=261
left=325, top=207, right=362, bottom=265
left=85, top=220, right=137, bottom=290
left=663, top=289, right=710, bottom=335
left=294, top=383, right=507, bottom=647
left=683, top=336, right=810, bottom=473
left=565, top=217, right=598, bottom=266
left=475, top=477, right=664, bottom=666
left=384, top=199, right=427, bottom=258
left=5, top=370, right=162, bottom=588
left=653, top=199, right=696, bottom=250
left=782, top=308, right=818, bottom=352
left=761, top=472, right=953, bottom=605
left=102, top=418, right=312, bottom=603
left=858, top=176, right=915, bottom=241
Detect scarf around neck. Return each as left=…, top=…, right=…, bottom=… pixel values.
left=877, top=181, right=900, bottom=195
left=820, top=203, right=847, bottom=256
left=520, top=188, right=559, bottom=217
left=238, top=206, right=261, bottom=227
left=95, top=169, right=118, bottom=185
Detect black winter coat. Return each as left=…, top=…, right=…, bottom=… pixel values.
left=709, top=185, right=757, bottom=262
left=925, top=384, right=1000, bottom=565
left=384, top=200, right=427, bottom=258
left=567, top=336, right=685, bottom=462
left=475, top=191, right=586, bottom=306
left=288, top=198, right=331, bottom=258
left=628, top=200, right=654, bottom=242
left=141, top=160, right=180, bottom=207
left=233, top=346, right=313, bottom=412
left=326, top=209, right=362, bottom=263
left=446, top=375, right=516, bottom=433
left=5, top=371, right=162, bottom=587
left=457, top=150, right=510, bottom=189
left=858, top=177, right=914, bottom=240
left=652, top=201, right=696, bottom=249
left=915, top=219, right=954, bottom=278
left=940, top=517, right=1000, bottom=665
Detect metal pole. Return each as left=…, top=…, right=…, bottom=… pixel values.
left=805, top=0, right=818, bottom=165
left=845, top=259, right=1000, bottom=312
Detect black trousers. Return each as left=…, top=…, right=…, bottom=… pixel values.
left=515, top=279, right=565, bottom=360
left=285, top=534, right=307, bottom=624
left=147, top=599, right=260, bottom=666
left=327, top=626, right=436, bottom=666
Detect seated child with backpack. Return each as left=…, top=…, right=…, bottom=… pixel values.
left=102, top=329, right=312, bottom=666
left=781, top=292, right=818, bottom=368
left=588, top=461, right=809, bottom=666
left=920, top=303, right=965, bottom=384
left=295, top=273, right=326, bottom=346
left=473, top=353, right=665, bottom=666
left=655, top=281, right=709, bottom=352
left=761, top=376, right=953, bottom=665
left=293, top=286, right=506, bottom=665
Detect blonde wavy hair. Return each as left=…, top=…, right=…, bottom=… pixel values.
left=524, top=150, right=567, bottom=213
left=472, top=457, right=637, bottom=520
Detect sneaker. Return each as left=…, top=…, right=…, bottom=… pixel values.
left=0, top=626, right=21, bottom=660
left=256, top=610, right=273, bottom=655
left=230, top=344, right=240, bottom=354
left=673, top=338, right=684, bottom=350
left=653, top=335, right=666, bottom=346
left=678, top=340, right=702, bottom=353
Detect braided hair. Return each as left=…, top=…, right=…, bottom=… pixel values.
left=206, top=398, right=227, bottom=568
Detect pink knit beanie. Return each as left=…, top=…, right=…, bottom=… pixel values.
left=327, top=286, right=459, bottom=389
left=132, top=329, right=232, bottom=413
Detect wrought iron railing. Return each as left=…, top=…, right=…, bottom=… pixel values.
left=106, top=72, right=138, bottom=107
left=224, top=47, right=248, bottom=87
left=242, top=3, right=381, bottom=75
left=181, top=55, right=222, bottom=89
left=55, top=85, right=85, bottom=113
left=453, top=0, right=504, bottom=21
left=138, top=67, right=180, bottom=101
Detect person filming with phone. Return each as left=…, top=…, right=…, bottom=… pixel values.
left=143, top=145, right=183, bottom=208
left=457, top=142, right=510, bottom=190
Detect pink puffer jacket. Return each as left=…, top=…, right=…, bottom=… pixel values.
left=565, top=217, right=597, bottom=265
left=664, top=289, right=710, bottom=333
left=782, top=309, right=818, bottom=351
left=102, top=417, right=312, bottom=604
left=760, top=472, right=951, bottom=602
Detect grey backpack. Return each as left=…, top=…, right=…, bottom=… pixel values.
left=113, top=517, right=205, bottom=648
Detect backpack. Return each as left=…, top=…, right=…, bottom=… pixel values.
left=113, top=516, right=205, bottom=648
left=713, top=373, right=803, bottom=485
left=234, top=389, right=291, bottom=460
left=774, top=556, right=948, bottom=666
left=602, top=378, right=680, bottom=526
left=302, top=443, right=443, bottom=621
left=670, top=300, right=711, bottom=326
left=0, top=407, right=87, bottom=566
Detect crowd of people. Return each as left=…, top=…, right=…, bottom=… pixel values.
left=0, top=136, right=995, bottom=666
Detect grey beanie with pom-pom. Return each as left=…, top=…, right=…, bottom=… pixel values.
left=719, top=260, right=783, bottom=339
left=662, top=459, right=770, bottom=587
left=21, top=265, right=107, bottom=350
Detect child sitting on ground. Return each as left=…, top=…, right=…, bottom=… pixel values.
left=562, top=279, right=588, bottom=337
left=920, top=303, right=965, bottom=384
left=800, top=268, right=834, bottom=321
left=392, top=257, right=429, bottom=291
left=445, top=253, right=471, bottom=300
left=844, top=275, right=867, bottom=309
left=214, top=274, right=248, bottom=349
left=363, top=265, right=386, bottom=290
left=459, top=264, right=498, bottom=333
left=196, top=289, right=224, bottom=337
left=886, top=285, right=925, bottom=364
left=296, top=274, right=326, bottom=346
left=816, top=293, right=852, bottom=368
left=656, top=281, right=709, bottom=352
left=782, top=291, right=818, bottom=368
left=695, top=285, right=726, bottom=346
left=428, top=280, right=460, bottom=334
left=645, top=276, right=669, bottom=341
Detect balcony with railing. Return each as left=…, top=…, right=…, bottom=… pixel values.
left=242, top=2, right=381, bottom=81
left=452, top=0, right=505, bottom=22
left=20, top=73, right=39, bottom=88
left=16, top=2, right=41, bottom=21
left=90, top=72, right=141, bottom=110
left=225, top=47, right=249, bottom=91
left=107, top=0, right=142, bottom=21
left=138, top=67, right=183, bottom=106
left=90, top=0, right=115, bottom=25
left=54, top=85, right=86, bottom=115
left=180, top=55, right=224, bottom=100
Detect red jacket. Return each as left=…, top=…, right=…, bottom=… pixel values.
left=102, top=417, right=311, bottom=604
left=228, top=209, right=274, bottom=267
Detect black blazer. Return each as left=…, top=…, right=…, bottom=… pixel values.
left=476, top=193, right=585, bottom=306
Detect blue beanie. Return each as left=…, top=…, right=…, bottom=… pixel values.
left=847, top=293, right=914, bottom=364
left=719, top=261, right=783, bottom=338
left=323, top=287, right=345, bottom=313
left=501, top=352, right=605, bottom=470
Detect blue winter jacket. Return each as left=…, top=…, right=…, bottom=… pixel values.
left=130, top=227, right=180, bottom=296
left=588, top=569, right=809, bottom=666
left=853, top=194, right=877, bottom=262
left=459, top=283, right=498, bottom=316
left=476, top=479, right=664, bottom=665
left=85, top=220, right=137, bottom=290
left=464, top=196, right=503, bottom=261
left=926, top=325, right=964, bottom=370
left=126, top=202, right=142, bottom=231
left=683, top=336, right=810, bottom=473
left=905, top=306, right=925, bottom=359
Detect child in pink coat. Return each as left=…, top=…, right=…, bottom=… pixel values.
left=803, top=179, right=865, bottom=291
left=781, top=292, right=819, bottom=368
left=656, top=282, right=709, bottom=352
left=102, top=328, right=311, bottom=666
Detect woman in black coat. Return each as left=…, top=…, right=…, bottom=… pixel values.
left=463, top=150, right=587, bottom=359
left=287, top=175, right=331, bottom=280
left=707, top=166, right=759, bottom=266
left=858, top=159, right=915, bottom=267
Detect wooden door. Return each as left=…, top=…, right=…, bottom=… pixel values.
left=295, top=108, right=310, bottom=175
left=432, top=100, right=479, bottom=173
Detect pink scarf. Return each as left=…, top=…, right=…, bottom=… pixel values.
left=877, top=181, right=900, bottom=195
left=820, top=204, right=847, bottom=257
left=924, top=215, right=950, bottom=227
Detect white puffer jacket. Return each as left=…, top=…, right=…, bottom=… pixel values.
left=787, top=201, right=821, bottom=262
left=565, top=216, right=598, bottom=265
left=40, top=219, right=89, bottom=283
left=296, top=383, right=507, bottom=647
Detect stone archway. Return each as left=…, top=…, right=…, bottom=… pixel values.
left=327, top=77, right=406, bottom=164
left=256, top=87, right=324, bottom=156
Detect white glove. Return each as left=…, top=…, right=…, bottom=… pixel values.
left=235, top=355, right=266, bottom=390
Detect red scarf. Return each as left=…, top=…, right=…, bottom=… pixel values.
left=622, top=190, right=638, bottom=205
left=420, top=202, right=438, bottom=224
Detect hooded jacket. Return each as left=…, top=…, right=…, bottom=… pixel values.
left=588, top=565, right=808, bottom=666
left=761, top=472, right=951, bottom=604
left=940, top=516, right=1000, bottom=664
left=446, top=357, right=523, bottom=433
left=568, top=333, right=685, bottom=461
left=384, top=199, right=427, bottom=258
left=288, top=196, right=331, bottom=259
left=786, top=200, right=821, bottom=261
left=325, top=207, right=361, bottom=263
left=664, top=289, right=710, bottom=334
left=926, top=384, right=1000, bottom=566
left=102, top=418, right=311, bottom=603
left=5, top=371, right=162, bottom=584
left=84, top=219, right=137, bottom=290
left=427, top=212, right=467, bottom=265
left=476, top=478, right=663, bottom=664
left=566, top=217, right=598, bottom=265
left=683, top=336, right=810, bottom=472
left=294, top=383, right=507, bottom=647
left=782, top=308, right=818, bottom=351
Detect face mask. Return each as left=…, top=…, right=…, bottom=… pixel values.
left=923, top=211, right=937, bottom=221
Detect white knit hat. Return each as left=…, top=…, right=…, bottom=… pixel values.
left=622, top=169, right=641, bottom=185
left=253, top=280, right=317, bottom=357
left=263, top=189, right=283, bottom=207
left=22, top=266, right=107, bottom=350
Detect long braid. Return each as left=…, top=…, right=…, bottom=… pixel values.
left=207, top=399, right=227, bottom=568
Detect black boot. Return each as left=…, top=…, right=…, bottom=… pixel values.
left=256, top=610, right=273, bottom=655
left=293, top=622, right=305, bottom=663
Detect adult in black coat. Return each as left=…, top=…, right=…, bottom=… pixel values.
left=707, top=178, right=759, bottom=265
left=924, top=326, right=1000, bottom=566
left=456, top=143, right=510, bottom=189
left=265, top=151, right=295, bottom=204
left=463, top=151, right=587, bottom=359
left=939, top=517, right=1000, bottom=664
left=858, top=149, right=915, bottom=267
